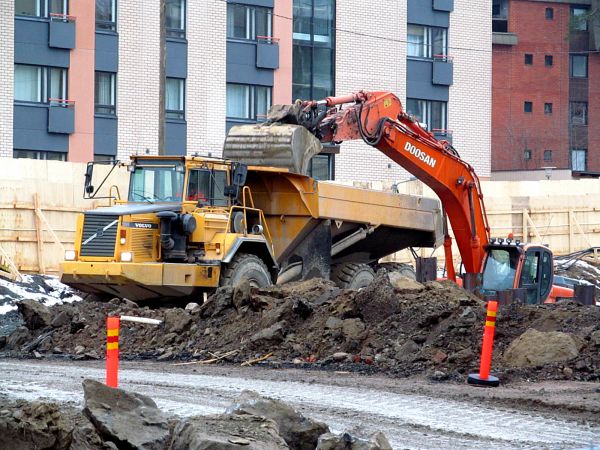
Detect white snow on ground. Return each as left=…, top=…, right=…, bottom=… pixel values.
left=574, top=260, right=600, bottom=276
left=0, top=274, right=82, bottom=315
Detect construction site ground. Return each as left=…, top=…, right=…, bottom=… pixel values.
left=1, top=258, right=600, bottom=448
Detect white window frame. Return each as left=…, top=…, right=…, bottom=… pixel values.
left=407, top=24, right=447, bottom=59
left=14, top=64, right=67, bottom=104
left=227, top=4, right=272, bottom=40
left=226, top=83, right=272, bottom=121
left=406, top=98, right=447, bottom=131
left=166, top=0, right=186, bottom=38
left=95, top=71, right=116, bottom=115
left=571, top=149, right=587, bottom=171
left=165, top=77, right=185, bottom=120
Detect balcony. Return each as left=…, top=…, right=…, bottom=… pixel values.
left=49, top=14, right=76, bottom=49
left=432, top=55, right=453, bottom=86
left=492, top=32, right=518, bottom=46
left=48, top=100, right=75, bottom=134
left=256, top=36, right=280, bottom=70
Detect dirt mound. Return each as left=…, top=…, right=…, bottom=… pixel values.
left=2, top=273, right=600, bottom=382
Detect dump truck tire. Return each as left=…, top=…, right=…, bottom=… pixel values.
left=220, top=253, right=272, bottom=288
left=331, top=263, right=375, bottom=289
left=376, top=262, right=416, bottom=280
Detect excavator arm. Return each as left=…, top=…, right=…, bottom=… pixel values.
left=284, top=91, right=491, bottom=280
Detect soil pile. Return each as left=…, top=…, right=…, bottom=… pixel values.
left=2, top=273, right=600, bottom=382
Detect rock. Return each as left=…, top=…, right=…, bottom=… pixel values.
left=164, top=308, right=192, bottom=334
left=233, top=280, right=254, bottom=310
left=74, top=345, right=85, bottom=355
left=185, top=302, right=201, bottom=313
left=157, top=351, right=174, bottom=361
left=84, top=350, right=100, bottom=360
left=448, top=348, right=474, bottom=363
left=317, top=431, right=392, bottom=450
left=204, top=286, right=234, bottom=317
left=332, top=352, right=350, bottom=362
left=228, top=391, right=329, bottom=450
left=325, top=316, right=343, bottom=330
left=292, top=358, right=304, bottom=364
left=51, top=310, right=72, bottom=328
left=83, top=379, right=170, bottom=450
left=342, top=319, right=365, bottom=339
left=563, top=367, right=573, bottom=377
left=0, top=400, right=74, bottom=450
left=504, top=329, right=582, bottom=368
left=171, top=413, right=287, bottom=450
left=204, top=328, right=211, bottom=336
left=387, top=272, right=424, bottom=293
left=33, top=351, right=42, bottom=359
left=590, top=330, right=600, bottom=346
left=250, top=321, right=287, bottom=345
left=0, top=335, right=6, bottom=349
left=430, top=370, right=449, bottom=381
left=432, top=350, right=448, bottom=364
left=17, top=300, right=52, bottom=330
left=70, top=316, right=86, bottom=334
left=6, top=326, right=31, bottom=349
left=395, top=339, right=420, bottom=362
left=293, top=298, right=313, bottom=319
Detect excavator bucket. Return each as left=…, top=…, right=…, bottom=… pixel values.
left=223, top=121, right=323, bottom=175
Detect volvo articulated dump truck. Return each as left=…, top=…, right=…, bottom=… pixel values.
left=61, top=131, right=443, bottom=301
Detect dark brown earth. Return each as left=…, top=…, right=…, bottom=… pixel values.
left=2, top=270, right=599, bottom=383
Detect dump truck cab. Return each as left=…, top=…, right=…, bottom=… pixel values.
left=61, top=155, right=277, bottom=301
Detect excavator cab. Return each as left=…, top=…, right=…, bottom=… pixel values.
left=481, top=241, right=554, bottom=304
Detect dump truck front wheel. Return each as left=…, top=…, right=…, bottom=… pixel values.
left=220, top=253, right=272, bottom=288
left=331, top=263, right=375, bottom=289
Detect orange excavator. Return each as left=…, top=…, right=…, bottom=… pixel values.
left=235, top=90, right=574, bottom=304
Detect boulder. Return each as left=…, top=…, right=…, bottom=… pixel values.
left=250, top=321, right=287, bottom=345
left=0, top=400, right=73, bottom=450
left=6, top=326, right=31, bottom=349
left=342, top=319, right=366, bottom=339
left=164, top=308, right=192, bottom=334
left=325, top=317, right=343, bottom=330
left=503, top=329, right=582, bottom=368
left=228, top=391, right=329, bottom=450
left=17, top=300, right=52, bottom=330
left=51, top=310, right=72, bottom=328
left=387, top=273, right=424, bottom=293
left=317, top=431, right=392, bottom=450
left=171, top=414, right=288, bottom=450
left=82, top=379, right=170, bottom=450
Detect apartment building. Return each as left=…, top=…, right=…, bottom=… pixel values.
left=2, top=0, right=492, bottom=184
left=491, top=0, right=600, bottom=180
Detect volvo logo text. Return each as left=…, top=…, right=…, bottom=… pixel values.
left=404, top=142, right=437, bottom=168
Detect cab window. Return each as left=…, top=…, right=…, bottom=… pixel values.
left=540, top=251, right=552, bottom=299
left=520, top=251, right=540, bottom=304
left=187, top=169, right=229, bottom=207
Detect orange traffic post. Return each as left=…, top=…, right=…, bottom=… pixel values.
left=106, top=316, right=120, bottom=388
left=467, top=300, right=500, bottom=387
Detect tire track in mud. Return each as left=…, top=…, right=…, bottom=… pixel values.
left=1, top=360, right=598, bottom=449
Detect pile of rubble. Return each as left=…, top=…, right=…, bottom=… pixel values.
left=1, top=271, right=600, bottom=381
left=0, top=379, right=390, bottom=449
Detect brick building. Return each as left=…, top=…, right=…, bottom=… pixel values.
left=2, top=0, right=492, bottom=183
left=492, top=0, right=600, bottom=180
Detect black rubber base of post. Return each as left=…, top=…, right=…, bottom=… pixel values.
left=467, top=373, right=500, bottom=387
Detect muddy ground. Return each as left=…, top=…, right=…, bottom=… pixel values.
left=1, top=265, right=599, bottom=384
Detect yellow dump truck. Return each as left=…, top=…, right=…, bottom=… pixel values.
left=61, top=153, right=443, bottom=301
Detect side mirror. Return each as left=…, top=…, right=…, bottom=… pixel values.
left=224, top=185, right=236, bottom=197
left=84, top=163, right=95, bottom=195
left=232, top=164, right=248, bottom=187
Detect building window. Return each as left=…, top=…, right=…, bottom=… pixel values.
left=570, top=102, right=588, bottom=125
left=543, top=150, right=552, bottom=161
left=492, top=0, right=508, bottom=32
left=14, top=149, right=67, bottom=161
left=523, top=149, right=532, bottom=161
left=96, top=0, right=116, bottom=31
left=544, top=103, right=552, bottom=114
left=545, top=8, right=553, bottom=20
left=524, top=101, right=532, bottom=113
left=309, top=154, right=333, bottom=180
left=524, top=54, right=533, bottom=65
left=166, top=0, right=185, bottom=38
left=406, top=99, right=447, bottom=131
left=165, top=78, right=185, bottom=120
left=14, top=64, right=67, bottom=103
left=227, top=3, right=272, bottom=40
left=16, top=0, right=68, bottom=17
left=570, top=55, right=588, bottom=78
left=292, top=0, right=335, bottom=101
left=95, top=72, right=116, bottom=115
left=226, top=83, right=271, bottom=121
left=545, top=55, right=553, bottom=66
left=407, top=24, right=447, bottom=59
left=571, top=7, right=589, bottom=31
left=571, top=149, right=587, bottom=171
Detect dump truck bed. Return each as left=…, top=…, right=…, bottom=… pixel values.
left=246, top=167, right=443, bottom=269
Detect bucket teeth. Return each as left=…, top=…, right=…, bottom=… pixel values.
left=223, top=123, right=323, bottom=175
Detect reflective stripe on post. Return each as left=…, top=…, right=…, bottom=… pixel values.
left=467, top=300, right=500, bottom=387
left=106, top=316, right=120, bottom=388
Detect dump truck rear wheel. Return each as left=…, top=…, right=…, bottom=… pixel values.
left=220, top=253, right=272, bottom=288
left=331, top=263, right=375, bottom=289
left=376, top=262, right=416, bottom=280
